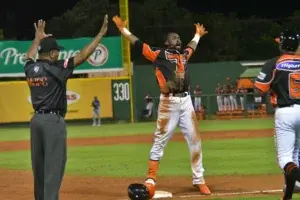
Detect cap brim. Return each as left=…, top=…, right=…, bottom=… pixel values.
left=56, top=45, right=65, bottom=51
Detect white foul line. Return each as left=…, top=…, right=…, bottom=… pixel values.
left=118, top=189, right=283, bottom=200
left=178, top=189, right=282, bottom=198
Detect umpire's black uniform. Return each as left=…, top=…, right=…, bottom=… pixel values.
left=24, top=37, right=74, bottom=200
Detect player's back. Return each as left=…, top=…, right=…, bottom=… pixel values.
left=272, top=54, right=300, bottom=107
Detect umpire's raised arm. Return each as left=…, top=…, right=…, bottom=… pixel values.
left=112, top=15, right=161, bottom=62
left=26, top=20, right=52, bottom=61
left=73, top=14, right=108, bottom=67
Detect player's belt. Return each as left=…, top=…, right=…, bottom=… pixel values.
left=277, top=104, right=300, bottom=108
left=35, top=109, right=62, bottom=117
left=163, top=92, right=189, bottom=97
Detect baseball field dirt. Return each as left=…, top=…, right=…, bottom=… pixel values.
left=0, top=129, right=283, bottom=200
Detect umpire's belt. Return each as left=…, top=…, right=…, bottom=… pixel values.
left=35, top=109, right=62, bottom=116
left=162, top=92, right=189, bottom=97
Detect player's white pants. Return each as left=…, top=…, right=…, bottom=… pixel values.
left=194, top=97, right=201, bottom=112
left=229, top=95, right=238, bottom=110
left=274, top=105, right=300, bottom=170
left=149, top=94, right=205, bottom=184
left=240, top=96, right=245, bottom=110
left=223, top=96, right=231, bottom=111
left=217, top=96, right=223, bottom=111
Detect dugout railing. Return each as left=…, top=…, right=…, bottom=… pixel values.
left=138, top=93, right=274, bottom=122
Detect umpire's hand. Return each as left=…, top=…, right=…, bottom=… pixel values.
left=34, top=20, right=52, bottom=40
left=99, top=14, right=108, bottom=36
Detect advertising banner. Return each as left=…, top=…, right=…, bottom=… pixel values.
left=0, top=78, right=113, bottom=123
left=0, top=37, right=122, bottom=77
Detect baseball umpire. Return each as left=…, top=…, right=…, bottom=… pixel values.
left=254, top=30, right=300, bottom=200
left=24, top=15, right=108, bottom=200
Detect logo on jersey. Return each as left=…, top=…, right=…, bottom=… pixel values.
left=276, top=61, right=300, bottom=70
left=33, top=66, right=39, bottom=73
left=87, top=44, right=109, bottom=67
left=27, top=91, right=81, bottom=105
left=257, top=72, right=266, bottom=80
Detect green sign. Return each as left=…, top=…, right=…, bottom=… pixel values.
left=112, top=79, right=131, bottom=122
left=0, top=37, right=122, bottom=77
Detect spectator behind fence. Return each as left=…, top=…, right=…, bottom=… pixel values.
left=237, top=86, right=248, bottom=110
left=229, top=85, right=238, bottom=110
left=222, top=84, right=231, bottom=110
left=193, top=85, right=202, bottom=112
left=215, top=83, right=223, bottom=111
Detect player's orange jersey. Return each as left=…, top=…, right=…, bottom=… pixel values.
left=135, top=41, right=194, bottom=94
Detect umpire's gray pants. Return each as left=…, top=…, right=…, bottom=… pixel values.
left=30, top=113, right=67, bottom=200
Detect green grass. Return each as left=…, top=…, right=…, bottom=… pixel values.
left=0, top=118, right=273, bottom=141
left=0, top=137, right=280, bottom=177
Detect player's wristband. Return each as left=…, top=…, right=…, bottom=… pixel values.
left=122, top=28, right=132, bottom=36
left=192, top=34, right=200, bottom=43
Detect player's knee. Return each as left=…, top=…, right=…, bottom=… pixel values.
left=149, top=151, right=163, bottom=161
left=279, top=157, right=295, bottom=170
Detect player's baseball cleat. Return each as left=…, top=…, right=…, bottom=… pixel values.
left=144, top=182, right=155, bottom=199
left=193, top=183, right=211, bottom=195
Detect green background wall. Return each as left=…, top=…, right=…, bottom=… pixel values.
left=132, top=62, right=248, bottom=120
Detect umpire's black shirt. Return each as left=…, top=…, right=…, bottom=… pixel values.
left=24, top=57, right=75, bottom=117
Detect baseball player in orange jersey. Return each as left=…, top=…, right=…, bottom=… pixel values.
left=254, top=30, right=300, bottom=200
left=274, top=35, right=300, bottom=195
left=112, top=16, right=211, bottom=199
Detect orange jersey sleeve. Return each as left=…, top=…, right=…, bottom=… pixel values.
left=142, top=43, right=161, bottom=62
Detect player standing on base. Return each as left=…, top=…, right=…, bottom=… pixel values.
left=25, top=16, right=108, bottom=200
left=254, top=30, right=300, bottom=200
left=112, top=15, right=211, bottom=199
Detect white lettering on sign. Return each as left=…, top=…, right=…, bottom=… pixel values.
left=0, top=48, right=80, bottom=66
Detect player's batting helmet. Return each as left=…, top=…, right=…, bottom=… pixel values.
left=278, top=30, right=300, bottom=52
left=127, top=183, right=150, bottom=200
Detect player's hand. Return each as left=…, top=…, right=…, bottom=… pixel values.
left=34, top=19, right=52, bottom=40
left=112, top=15, right=127, bottom=30
left=194, top=23, right=208, bottom=37
left=99, top=14, right=108, bottom=36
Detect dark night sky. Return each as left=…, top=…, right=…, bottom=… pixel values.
left=0, top=0, right=299, bottom=39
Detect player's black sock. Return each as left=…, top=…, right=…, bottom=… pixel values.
left=283, top=168, right=295, bottom=200
left=284, top=162, right=300, bottom=181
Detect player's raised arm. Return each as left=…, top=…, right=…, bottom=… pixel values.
left=26, top=20, right=52, bottom=61
left=185, top=23, right=208, bottom=60
left=253, top=58, right=277, bottom=94
left=112, top=15, right=160, bottom=62
left=73, top=14, right=108, bottom=67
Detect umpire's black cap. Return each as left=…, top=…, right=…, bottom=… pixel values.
left=38, top=36, right=64, bottom=53
left=127, top=183, right=149, bottom=200
left=279, top=30, right=300, bottom=52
